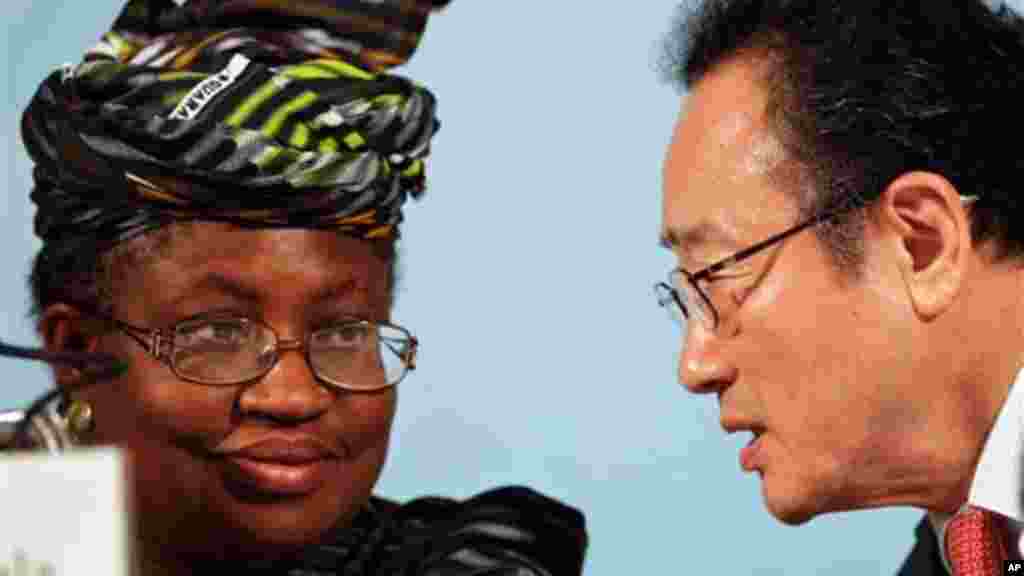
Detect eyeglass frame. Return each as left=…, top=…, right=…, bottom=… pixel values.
left=93, top=311, right=418, bottom=392
left=656, top=194, right=980, bottom=332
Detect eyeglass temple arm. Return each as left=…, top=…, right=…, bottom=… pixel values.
left=695, top=209, right=842, bottom=281
left=693, top=194, right=978, bottom=281
left=110, top=319, right=162, bottom=358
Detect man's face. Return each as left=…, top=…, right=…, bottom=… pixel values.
left=661, top=58, right=928, bottom=524
left=79, top=223, right=396, bottom=563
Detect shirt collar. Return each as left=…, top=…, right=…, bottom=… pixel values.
left=928, top=364, right=1024, bottom=571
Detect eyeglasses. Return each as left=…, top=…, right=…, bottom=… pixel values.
left=654, top=204, right=858, bottom=333
left=655, top=194, right=979, bottom=333
left=104, top=312, right=418, bottom=391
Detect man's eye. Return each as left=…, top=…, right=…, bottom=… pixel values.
left=712, top=272, right=759, bottom=305
left=696, top=273, right=727, bottom=293
left=705, top=268, right=751, bottom=285
left=701, top=272, right=751, bottom=303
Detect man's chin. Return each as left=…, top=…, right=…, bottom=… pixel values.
left=762, top=479, right=820, bottom=526
left=767, top=505, right=817, bottom=526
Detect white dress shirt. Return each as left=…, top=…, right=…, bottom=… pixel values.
left=928, top=365, right=1024, bottom=571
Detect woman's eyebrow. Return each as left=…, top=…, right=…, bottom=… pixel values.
left=310, top=277, right=364, bottom=304
left=167, top=271, right=368, bottom=311
left=170, top=272, right=264, bottom=306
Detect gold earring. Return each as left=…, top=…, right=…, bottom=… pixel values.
left=65, top=399, right=95, bottom=436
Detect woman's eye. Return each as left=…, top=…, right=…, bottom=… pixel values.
left=180, top=321, right=249, bottom=346
left=213, top=322, right=247, bottom=341
left=315, top=324, right=369, bottom=348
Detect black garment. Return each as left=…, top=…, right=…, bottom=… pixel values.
left=895, top=518, right=946, bottom=576
left=278, top=485, right=587, bottom=576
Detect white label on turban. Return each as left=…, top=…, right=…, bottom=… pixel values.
left=169, top=54, right=252, bottom=122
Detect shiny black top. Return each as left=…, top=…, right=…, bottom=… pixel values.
left=246, top=485, right=588, bottom=576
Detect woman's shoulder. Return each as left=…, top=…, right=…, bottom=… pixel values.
left=322, top=485, right=587, bottom=575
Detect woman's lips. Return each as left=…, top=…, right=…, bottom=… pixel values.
left=217, top=436, right=338, bottom=496
left=224, top=456, right=331, bottom=495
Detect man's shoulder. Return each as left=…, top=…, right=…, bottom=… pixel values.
left=354, top=485, right=587, bottom=575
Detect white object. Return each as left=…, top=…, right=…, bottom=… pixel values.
left=0, top=449, right=131, bottom=575
left=169, top=53, right=252, bottom=121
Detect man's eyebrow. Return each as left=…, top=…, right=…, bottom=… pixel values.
left=659, top=220, right=737, bottom=251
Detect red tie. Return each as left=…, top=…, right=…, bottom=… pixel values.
left=945, top=506, right=1010, bottom=576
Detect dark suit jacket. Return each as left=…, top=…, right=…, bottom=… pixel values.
left=895, top=518, right=946, bottom=576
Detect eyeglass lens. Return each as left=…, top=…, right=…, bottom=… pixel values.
left=169, top=317, right=411, bottom=388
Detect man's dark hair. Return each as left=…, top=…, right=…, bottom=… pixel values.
left=28, top=224, right=400, bottom=320
left=664, top=0, right=1024, bottom=273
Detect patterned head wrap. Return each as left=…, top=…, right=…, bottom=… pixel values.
left=21, top=0, right=449, bottom=259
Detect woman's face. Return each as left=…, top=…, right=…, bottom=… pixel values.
left=48, top=223, right=397, bottom=566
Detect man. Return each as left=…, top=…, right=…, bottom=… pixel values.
left=657, top=1, right=1023, bottom=573
left=12, top=0, right=587, bottom=574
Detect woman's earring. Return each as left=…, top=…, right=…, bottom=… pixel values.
left=65, top=399, right=95, bottom=437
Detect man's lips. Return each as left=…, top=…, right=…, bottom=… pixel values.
left=719, top=417, right=764, bottom=436
left=739, top=434, right=763, bottom=472
left=720, top=418, right=765, bottom=472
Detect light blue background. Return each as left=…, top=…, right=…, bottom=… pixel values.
left=4, top=2, right=1011, bottom=573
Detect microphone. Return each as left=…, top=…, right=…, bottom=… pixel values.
left=0, top=339, right=128, bottom=452
left=0, top=341, right=127, bottom=380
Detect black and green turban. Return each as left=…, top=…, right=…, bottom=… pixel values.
left=21, top=0, right=449, bottom=259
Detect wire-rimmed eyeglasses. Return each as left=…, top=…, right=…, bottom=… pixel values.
left=654, top=203, right=859, bottom=332
left=655, top=195, right=979, bottom=333
left=102, top=311, right=418, bottom=391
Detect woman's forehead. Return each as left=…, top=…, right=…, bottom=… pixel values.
left=118, top=224, right=389, bottom=311
left=147, top=223, right=381, bottom=266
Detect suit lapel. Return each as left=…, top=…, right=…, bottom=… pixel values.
left=895, top=517, right=947, bottom=576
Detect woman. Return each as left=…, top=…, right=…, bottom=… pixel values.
left=15, top=0, right=587, bottom=574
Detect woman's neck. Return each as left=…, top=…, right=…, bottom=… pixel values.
left=133, top=540, right=294, bottom=576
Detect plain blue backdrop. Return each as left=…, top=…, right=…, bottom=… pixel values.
left=6, top=1, right=1014, bottom=573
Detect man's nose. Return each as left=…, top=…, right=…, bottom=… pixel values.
left=678, top=321, right=736, bottom=395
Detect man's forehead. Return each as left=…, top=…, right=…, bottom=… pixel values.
left=662, top=58, right=798, bottom=256
left=661, top=133, right=793, bottom=254
left=665, top=75, right=786, bottom=190
left=669, top=58, right=772, bottom=154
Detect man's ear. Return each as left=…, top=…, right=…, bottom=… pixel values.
left=38, top=304, right=103, bottom=390
left=875, top=171, right=973, bottom=320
